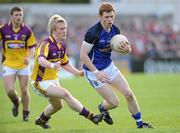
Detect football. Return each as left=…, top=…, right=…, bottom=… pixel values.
left=110, top=34, right=131, bottom=54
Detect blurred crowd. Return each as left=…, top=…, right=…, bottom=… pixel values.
left=30, top=16, right=180, bottom=59
left=1, top=15, right=180, bottom=68
left=118, top=16, right=180, bottom=59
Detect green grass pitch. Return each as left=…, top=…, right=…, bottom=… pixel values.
left=0, top=73, right=180, bottom=133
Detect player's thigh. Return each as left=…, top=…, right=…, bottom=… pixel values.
left=3, top=75, right=17, bottom=91
left=2, top=66, right=17, bottom=91
left=46, top=84, right=71, bottom=99
left=17, top=67, right=30, bottom=91
left=111, top=72, right=132, bottom=96
left=32, top=80, right=59, bottom=97
left=96, top=84, right=119, bottom=104
left=18, top=75, right=29, bottom=90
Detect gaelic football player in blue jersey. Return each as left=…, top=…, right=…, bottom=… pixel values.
left=80, top=2, right=153, bottom=128
left=31, top=14, right=103, bottom=129
left=0, top=6, right=36, bottom=121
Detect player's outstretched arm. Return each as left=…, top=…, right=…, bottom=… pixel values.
left=61, top=63, right=83, bottom=76
left=38, top=56, right=60, bottom=69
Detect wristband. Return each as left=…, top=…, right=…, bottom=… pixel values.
left=50, top=63, right=55, bottom=69
left=92, top=69, right=98, bottom=74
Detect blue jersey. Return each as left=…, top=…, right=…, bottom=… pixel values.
left=83, top=21, right=120, bottom=70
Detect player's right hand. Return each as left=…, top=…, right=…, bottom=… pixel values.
left=118, top=41, right=131, bottom=54
left=95, top=71, right=111, bottom=83
left=53, top=63, right=61, bottom=70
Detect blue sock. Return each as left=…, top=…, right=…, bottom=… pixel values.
left=132, top=112, right=143, bottom=127
left=99, top=103, right=107, bottom=112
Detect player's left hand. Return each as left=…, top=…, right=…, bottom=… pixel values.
left=95, top=71, right=111, bottom=83
left=24, top=58, right=30, bottom=65
left=79, top=70, right=84, bottom=77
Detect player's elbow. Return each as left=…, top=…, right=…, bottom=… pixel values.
left=37, top=56, right=47, bottom=67
left=37, top=56, right=44, bottom=64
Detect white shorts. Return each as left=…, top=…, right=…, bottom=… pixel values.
left=31, top=80, right=59, bottom=97
left=2, top=65, right=30, bottom=77
left=84, top=62, right=120, bottom=89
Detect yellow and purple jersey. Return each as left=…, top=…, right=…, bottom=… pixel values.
left=0, top=22, right=36, bottom=69
left=31, top=36, right=69, bottom=82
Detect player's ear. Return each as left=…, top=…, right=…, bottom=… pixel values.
left=99, top=15, right=102, bottom=19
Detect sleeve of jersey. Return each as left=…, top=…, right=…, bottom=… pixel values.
left=27, top=31, right=36, bottom=48
left=60, top=54, right=69, bottom=66
left=84, top=30, right=96, bottom=44
left=115, top=26, right=121, bottom=34
left=37, top=42, right=49, bottom=59
left=0, top=31, right=1, bottom=40
left=0, top=24, right=3, bottom=40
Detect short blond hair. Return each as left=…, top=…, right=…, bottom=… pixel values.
left=48, top=14, right=67, bottom=34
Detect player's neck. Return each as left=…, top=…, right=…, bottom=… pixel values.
left=12, top=22, right=21, bottom=30
left=52, top=34, right=63, bottom=44
left=101, top=22, right=110, bottom=33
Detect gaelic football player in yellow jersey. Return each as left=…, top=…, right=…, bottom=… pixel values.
left=31, top=14, right=103, bottom=129
left=0, top=6, right=36, bottom=121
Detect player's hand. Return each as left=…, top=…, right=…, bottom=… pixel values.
left=53, top=63, right=61, bottom=70
left=95, top=71, right=110, bottom=83
left=118, top=41, right=131, bottom=54
left=24, top=58, right=30, bottom=65
left=79, top=70, right=84, bottom=77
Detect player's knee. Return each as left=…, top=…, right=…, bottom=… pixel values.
left=125, top=93, right=134, bottom=102
left=21, top=89, right=29, bottom=96
left=62, top=90, right=71, bottom=100
left=21, top=85, right=28, bottom=90
left=53, top=103, right=63, bottom=111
